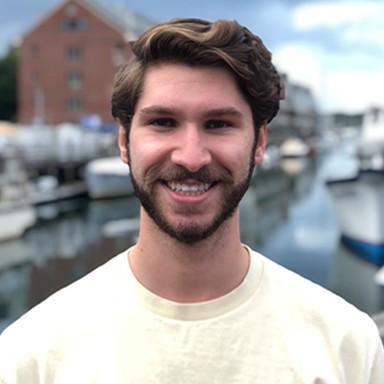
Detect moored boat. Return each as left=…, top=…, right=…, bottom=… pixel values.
left=358, top=106, right=384, bottom=171
left=85, top=157, right=134, bottom=199
left=0, top=203, right=36, bottom=242
left=279, top=137, right=311, bottom=158
left=326, top=107, right=384, bottom=261
left=326, top=170, right=384, bottom=258
left=0, top=148, right=36, bottom=242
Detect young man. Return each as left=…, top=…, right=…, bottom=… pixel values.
left=1, top=18, right=383, bottom=383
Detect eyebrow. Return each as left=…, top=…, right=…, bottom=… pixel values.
left=204, top=107, right=244, bottom=118
left=139, top=106, right=175, bottom=116
left=138, top=105, right=244, bottom=119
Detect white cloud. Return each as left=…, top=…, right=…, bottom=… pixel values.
left=323, top=69, right=384, bottom=112
left=343, top=23, right=384, bottom=48
left=274, top=41, right=384, bottom=113
left=273, top=43, right=325, bottom=105
left=292, top=0, right=384, bottom=31
left=274, top=0, right=384, bottom=113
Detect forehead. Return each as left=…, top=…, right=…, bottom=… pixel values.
left=135, top=63, right=251, bottom=114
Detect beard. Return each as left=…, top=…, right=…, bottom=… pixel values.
left=128, top=144, right=256, bottom=245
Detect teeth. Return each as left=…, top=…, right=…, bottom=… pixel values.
left=167, top=182, right=211, bottom=195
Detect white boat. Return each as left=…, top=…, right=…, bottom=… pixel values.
left=375, top=267, right=384, bottom=285
left=326, top=171, right=384, bottom=258
left=358, top=106, right=384, bottom=171
left=325, top=108, right=384, bottom=261
left=0, top=203, right=36, bottom=242
left=85, top=157, right=134, bottom=199
left=279, top=137, right=311, bottom=158
left=0, top=148, right=36, bottom=242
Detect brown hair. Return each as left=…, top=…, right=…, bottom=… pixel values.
left=111, top=18, right=283, bottom=135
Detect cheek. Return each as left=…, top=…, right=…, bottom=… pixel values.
left=221, top=138, right=254, bottom=163
left=129, top=137, right=169, bottom=177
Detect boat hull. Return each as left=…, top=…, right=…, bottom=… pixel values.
left=0, top=204, right=36, bottom=242
left=85, top=157, right=134, bottom=199
left=327, top=171, right=384, bottom=248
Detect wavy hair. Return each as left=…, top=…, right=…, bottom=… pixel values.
left=111, top=18, right=283, bottom=135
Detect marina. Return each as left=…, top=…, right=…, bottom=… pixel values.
left=326, top=106, right=384, bottom=295
left=1, top=140, right=384, bottom=337
left=0, top=147, right=36, bottom=242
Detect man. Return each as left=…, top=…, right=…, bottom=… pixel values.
left=1, top=18, right=383, bottom=383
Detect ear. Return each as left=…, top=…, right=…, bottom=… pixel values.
left=254, top=122, right=267, bottom=165
left=118, top=124, right=129, bottom=164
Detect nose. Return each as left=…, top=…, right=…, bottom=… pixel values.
left=170, top=126, right=212, bottom=172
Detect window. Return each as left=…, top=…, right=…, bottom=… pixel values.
left=30, top=45, right=39, bottom=57
left=60, top=18, right=88, bottom=31
left=66, top=97, right=83, bottom=112
left=65, top=46, right=81, bottom=61
left=67, top=71, right=82, bottom=90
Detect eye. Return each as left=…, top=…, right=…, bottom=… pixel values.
left=205, top=120, right=232, bottom=129
left=148, top=118, right=176, bottom=128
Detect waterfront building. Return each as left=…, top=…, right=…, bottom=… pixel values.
left=269, top=74, right=318, bottom=146
left=18, top=2, right=317, bottom=144
left=18, top=0, right=154, bottom=124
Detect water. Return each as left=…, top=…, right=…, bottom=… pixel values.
left=1, top=144, right=384, bottom=330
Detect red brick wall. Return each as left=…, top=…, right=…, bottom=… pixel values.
left=19, top=0, right=132, bottom=124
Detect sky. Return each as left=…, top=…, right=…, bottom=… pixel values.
left=1, top=0, right=383, bottom=114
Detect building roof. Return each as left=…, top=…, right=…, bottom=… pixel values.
left=79, top=0, right=155, bottom=40
left=23, top=0, right=155, bottom=43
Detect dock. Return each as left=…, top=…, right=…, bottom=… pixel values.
left=31, top=180, right=87, bottom=206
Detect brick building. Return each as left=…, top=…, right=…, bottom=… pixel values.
left=18, top=0, right=153, bottom=125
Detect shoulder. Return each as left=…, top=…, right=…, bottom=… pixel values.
left=250, top=248, right=381, bottom=343
left=253, top=249, right=359, bottom=310
left=250, top=249, right=384, bottom=381
left=0, top=251, right=133, bottom=382
left=1, top=251, right=130, bottom=343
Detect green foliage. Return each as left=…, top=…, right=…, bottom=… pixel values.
left=0, top=46, right=18, bottom=121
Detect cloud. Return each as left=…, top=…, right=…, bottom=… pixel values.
left=323, top=69, right=384, bottom=112
left=274, top=40, right=384, bottom=113
left=292, top=0, right=384, bottom=54
left=273, top=43, right=325, bottom=104
left=272, top=0, right=384, bottom=113
left=343, top=23, right=384, bottom=49
left=292, top=0, right=384, bottom=31
left=0, top=0, right=382, bottom=113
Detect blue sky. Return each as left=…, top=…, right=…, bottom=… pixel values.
left=1, top=0, right=383, bottom=113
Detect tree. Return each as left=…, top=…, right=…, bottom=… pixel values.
left=0, top=46, right=18, bottom=121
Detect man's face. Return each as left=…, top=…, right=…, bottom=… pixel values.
left=119, top=63, right=266, bottom=244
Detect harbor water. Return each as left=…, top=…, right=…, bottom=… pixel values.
left=1, top=142, right=384, bottom=331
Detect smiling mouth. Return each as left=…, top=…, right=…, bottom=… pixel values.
left=164, top=181, right=214, bottom=196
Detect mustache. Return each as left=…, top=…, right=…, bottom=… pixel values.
left=145, top=164, right=233, bottom=184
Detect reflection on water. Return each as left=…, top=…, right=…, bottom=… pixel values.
left=0, top=197, right=140, bottom=330
left=330, top=242, right=384, bottom=315
left=241, top=157, right=316, bottom=247
left=1, top=147, right=384, bottom=330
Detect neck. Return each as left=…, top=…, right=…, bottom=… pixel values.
left=128, top=208, right=249, bottom=303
